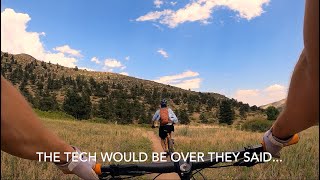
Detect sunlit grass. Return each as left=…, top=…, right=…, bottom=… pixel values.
left=174, top=125, right=319, bottom=179
left=1, top=118, right=318, bottom=179
left=1, top=118, right=152, bottom=180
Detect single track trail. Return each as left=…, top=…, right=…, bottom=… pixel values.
left=146, top=131, right=180, bottom=180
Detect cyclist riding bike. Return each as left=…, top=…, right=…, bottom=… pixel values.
left=151, top=99, right=178, bottom=155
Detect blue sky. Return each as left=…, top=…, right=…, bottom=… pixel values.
left=1, top=0, right=305, bottom=106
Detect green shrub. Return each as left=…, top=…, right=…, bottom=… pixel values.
left=241, top=119, right=274, bottom=132
left=265, top=106, right=280, bottom=120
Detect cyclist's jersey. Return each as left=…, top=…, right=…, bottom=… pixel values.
left=152, top=108, right=178, bottom=125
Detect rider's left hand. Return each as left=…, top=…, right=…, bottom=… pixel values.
left=55, top=146, right=99, bottom=180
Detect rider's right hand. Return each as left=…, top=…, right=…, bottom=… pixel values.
left=55, top=146, right=99, bottom=180
left=262, top=129, right=299, bottom=158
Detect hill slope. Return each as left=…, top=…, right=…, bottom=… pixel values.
left=260, top=98, right=286, bottom=111
left=1, top=51, right=262, bottom=123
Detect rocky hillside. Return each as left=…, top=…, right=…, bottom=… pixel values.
left=1, top=51, right=262, bottom=124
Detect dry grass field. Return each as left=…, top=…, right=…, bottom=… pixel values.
left=1, top=118, right=152, bottom=180
left=1, top=118, right=319, bottom=180
left=174, top=125, right=319, bottom=179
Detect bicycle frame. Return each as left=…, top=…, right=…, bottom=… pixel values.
left=94, top=144, right=265, bottom=180
left=166, top=132, right=174, bottom=154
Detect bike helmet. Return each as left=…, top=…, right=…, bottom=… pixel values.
left=160, top=99, right=167, bottom=107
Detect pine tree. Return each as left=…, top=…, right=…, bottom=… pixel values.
left=219, top=100, right=234, bottom=125
left=63, top=90, right=92, bottom=119
left=265, top=106, right=279, bottom=120
left=38, top=93, right=59, bottom=111
left=200, top=113, right=208, bottom=123
left=179, top=109, right=190, bottom=124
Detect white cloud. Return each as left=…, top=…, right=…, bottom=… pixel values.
left=136, top=0, right=269, bottom=28
left=125, top=56, right=130, bottom=61
left=79, top=67, right=95, bottom=71
left=103, top=58, right=126, bottom=72
left=91, top=57, right=100, bottom=64
left=234, top=84, right=287, bottom=106
left=120, top=72, right=129, bottom=76
left=44, top=53, right=77, bottom=68
left=157, top=48, right=169, bottom=58
left=154, top=0, right=164, bottom=8
left=155, top=70, right=199, bottom=84
left=53, top=45, right=82, bottom=57
left=1, top=8, right=79, bottom=67
left=154, top=70, right=201, bottom=90
left=104, top=58, right=123, bottom=68
left=174, top=78, right=202, bottom=89
left=264, top=84, right=286, bottom=92
left=136, top=10, right=174, bottom=22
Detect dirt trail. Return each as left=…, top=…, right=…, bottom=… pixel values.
left=146, top=131, right=180, bottom=180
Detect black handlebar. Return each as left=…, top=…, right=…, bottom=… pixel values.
left=97, top=144, right=264, bottom=179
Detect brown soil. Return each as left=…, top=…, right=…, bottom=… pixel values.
left=146, top=131, right=180, bottom=180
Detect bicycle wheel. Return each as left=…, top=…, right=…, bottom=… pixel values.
left=168, top=138, right=174, bottom=153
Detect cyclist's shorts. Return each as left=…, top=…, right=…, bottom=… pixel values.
left=159, top=125, right=174, bottom=140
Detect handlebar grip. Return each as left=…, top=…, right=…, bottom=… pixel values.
left=94, top=163, right=102, bottom=175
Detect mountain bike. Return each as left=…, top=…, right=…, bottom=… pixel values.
left=94, top=144, right=265, bottom=180
left=164, top=129, right=174, bottom=157
left=152, top=124, right=175, bottom=157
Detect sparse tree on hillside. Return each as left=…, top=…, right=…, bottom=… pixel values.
left=63, top=90, right=92, bottom=119
left=239, top=106, right=247, bottom=119
left=250, top=105, right=258, bottom=111
left=97, top=98, right=114, bottom=121
left=265, top=106, right=280, bottom=120
left=219, top=100, right=234, bottom=125
left=38, top=93, right=59, bottom=111
left=200, top=113, right=208, bottom=123
left=179, top=109, right=190, bottom=124
left=207, top=97, right=216, bottom=111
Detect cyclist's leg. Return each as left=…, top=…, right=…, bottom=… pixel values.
left=160, top=139, right=168, bottom=152
left=159, top=126, right=168, bottom=152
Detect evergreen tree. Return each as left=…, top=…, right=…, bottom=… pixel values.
left=63, top=90, right=92, bottom=119
left=179, top=109, right=190, bottom=124
left=219, top=100, right=234, bottom=125
left=265, top=106, right=279, bottom=120
left=200, top=113, right=208, bottom=123
left=97, top=98, right=114, bottom=121
left=250, top=105, right=258, bottom=111
left=38, top=93, right=59, bottom=111
left=188, top=103, right=194, bottom=113
left=239, top=106, right=247, bottom=119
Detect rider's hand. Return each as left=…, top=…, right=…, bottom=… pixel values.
left=262, top=129, right=299, bottom=158
left=55, top=146, right=99, bottom=180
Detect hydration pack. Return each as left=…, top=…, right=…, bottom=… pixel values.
left=159, top=108, right=169, bottom=126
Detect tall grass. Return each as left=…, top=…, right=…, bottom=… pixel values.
left=173, top=125, right=319, bottom=179
left=1, top=118, right=318, bottom=179
left=1, top=118, right=152, bottom=180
